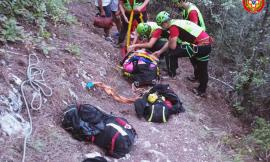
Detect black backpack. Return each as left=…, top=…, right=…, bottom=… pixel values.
left=62, top=104, right=137, bottom=158
left=134, top=84, right=185, bottom=123
left=94, top=117, right=136, bottom=158
left=121, top=51, right=160, bottom=87
left=82, top=157, right=107, bottom=162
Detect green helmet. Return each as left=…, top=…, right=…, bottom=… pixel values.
left=136, top=23, right=151, bottom=37
left=156, top=11, right=170, bottom=26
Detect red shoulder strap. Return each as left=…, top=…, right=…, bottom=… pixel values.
left=110, top=132, right=120, bottom=155
left=115, top=118, right=127, bottom=127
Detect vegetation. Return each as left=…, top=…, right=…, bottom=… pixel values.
left=0, top=0, right=76, bottom=43
left=65, top=43, right=81, bottom=56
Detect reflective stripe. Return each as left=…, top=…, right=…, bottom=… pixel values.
left=186, top=45, right=193, bottom=57
left=170, top=20, right=203, bottom=38
left=183, top=3, right=206, bottom=31
left=146, top=22, right=162, bottom=38
left=196, top=55, right=209, bottom=61
left=162, top=106, right=167, bottom=123
left=106, top=123, right=128, bottom=136
left=148, top=105, right=155, bottom=122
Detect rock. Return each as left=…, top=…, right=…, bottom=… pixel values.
left=143, top=141, right=151, bottom=148
left=68, top=88, right=78, bottom=100
left=150, top=127, right=160, bottom=133
left=0, top=59, right=7, bottom=66
left=0, top=112, right=30, bottom=136
left=81, top=70, right=92, bottom=80
left=8, top=73, right=22, bottom=86
left=81, top=81, right=86, bottom=88
left=84, top=152, right=102, bottom=158
left=0, top=89, right=23, bottom=112
left=99, top=67, right=107, bottom=77
left=148, top=150, right=166, bottom=158
left=120, top=153, right=130, bottom=160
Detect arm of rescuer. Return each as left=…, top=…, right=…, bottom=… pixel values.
left=128, top=29, right=162, bottom=51
left=98, top=0, right=105, bottom=16
left=168, top=25, right=179, bottom=50
left=134, top=0, right=150, bottom=12
left=119, top=0, right=129, bottom=23
left=152, top=26, right=180, bottom=58
left=188, top=10, right=199, bottom=25
left=131, top=30, right=140, bottom=45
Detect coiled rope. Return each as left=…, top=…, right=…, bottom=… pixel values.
left=20, top=54, right=52, bottom=162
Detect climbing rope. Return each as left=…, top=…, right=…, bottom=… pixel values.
left=86, top=82, right=139, bottom=104
left=209, top=75, right=235, bottom=90
left=20, top=54, right=52, bottom=162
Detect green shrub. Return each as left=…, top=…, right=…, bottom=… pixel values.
left=65, top=43, right=81, bottom=56
left=248, top=118, right=270, bottom=161
left=0, top=18, right=25, bottom=42
left=0, top=0, right=73, bottom=42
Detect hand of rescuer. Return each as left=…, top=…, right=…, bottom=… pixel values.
left=134, top=6, right=143, bottom=12
left=127, top=45, right=136, bottom=53
left=123, top=14, right=129, bottom=23
left=151, top=50, right=161, bottom=61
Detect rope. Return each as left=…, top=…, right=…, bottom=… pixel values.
left=181, top=44, right=198, bottom=57
left=209, top=75, right=235, bottom=90
left=86, top=82, right=139, bottom=104
left=21, top=54, right=53, bottom=162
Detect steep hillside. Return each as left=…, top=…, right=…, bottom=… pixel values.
left=0, top=1, right=253, bottom=162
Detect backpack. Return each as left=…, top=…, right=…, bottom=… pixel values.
left=134, top=84, right=185, bottom=123
left=62, top=104, right=137, bottom=158
left=82, top=157, right=107, bottom=162
left=121, top=51, right=160, bottom=87
left=93, top=117, right=136, bottom=158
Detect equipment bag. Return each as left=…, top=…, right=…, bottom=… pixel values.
left=93, top=15, right=113, bottom=29
left=134, top=84, right=185, bottom=123
left=94, top=117, right=136, bottom=158
left=62, top=104, right=136, bottom=158
left=121, top=51, right=160, bottom=87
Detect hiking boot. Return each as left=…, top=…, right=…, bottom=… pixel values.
left=168, top=72, right=176, bottom=78
left=187, top=76, right=198, bottom=83
left=192, top=88, right=206, bottom=98
left=113, top=42, right=124, bottom=48
left=161, top=72, right=177, bottom=80
left=105, top=36, right=113, bottom=43
left=161, top=75, right=177, bottom=81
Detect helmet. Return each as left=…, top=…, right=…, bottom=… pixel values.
left=136, top=23, right=151, bottom=37
left=156, top=11, right=170, bottom=26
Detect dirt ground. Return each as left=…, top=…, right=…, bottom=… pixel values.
left=0, top=1, right=254, bottom=162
